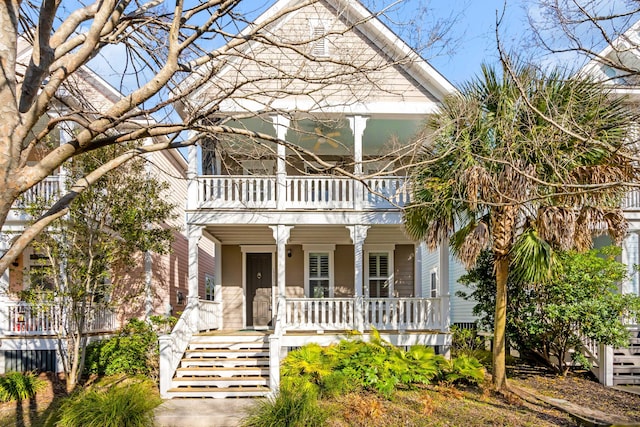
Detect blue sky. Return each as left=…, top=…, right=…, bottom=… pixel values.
left=426, top=0, right=529, bottom=86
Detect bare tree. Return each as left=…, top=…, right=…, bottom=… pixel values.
left=0, top=0, right=460, bottom=276
left=527, top=0, right=640, bottom=77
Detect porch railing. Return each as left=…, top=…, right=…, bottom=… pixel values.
left=286, top=177, right=354, bottom=209
left=199, top=175, right=277, bottom=208
left=623, top=189, right=640, bottom=209
left=13, top=176, right=61, bottom=208
left=283, top=297, right=445, bottom=332
left=1, top=302, right=115, bottom=335
left=198, top=300, right=222, bottom=331
left=197, top=175, right=410, bottom=210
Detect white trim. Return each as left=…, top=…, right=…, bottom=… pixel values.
left=204, top=273, right=216, bottom=301
left=218, top=99, right=441, bottom=115
left=429, top=267, right=439, bottom=298
left=241, top=246, right=276, bottom=329
left=303, top=244, right=335, bottom=297
left=364, top=245, right=395, bottom=298
left=241, top=245, right=276, bottom=253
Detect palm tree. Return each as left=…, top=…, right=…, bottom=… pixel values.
left=404, top=61, right=639, bottom=392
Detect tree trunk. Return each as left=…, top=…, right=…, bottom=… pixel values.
left=493, top=255, right=509, bottom=391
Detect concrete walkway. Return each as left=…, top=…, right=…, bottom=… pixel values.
left=154, top=398, right=262, bottom=427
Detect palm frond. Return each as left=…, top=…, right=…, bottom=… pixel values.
left=510, top=228, right=555, bottom=284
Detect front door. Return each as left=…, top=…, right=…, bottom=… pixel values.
left=246, top=253, right=272, bottom=328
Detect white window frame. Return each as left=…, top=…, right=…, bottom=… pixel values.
left=364, top=245, right=395, bottom=298
left=303, top=244, right=335, bottom=298
left=309, top=19, right=330, bottom=57
left=429, top=267, right=438, bottom=298
left=204, top=273, right=216, bottom=301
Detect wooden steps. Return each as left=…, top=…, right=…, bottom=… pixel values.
left=166, top=333, right=271, bottom=399
left=613, top=327, right=640, bottom=385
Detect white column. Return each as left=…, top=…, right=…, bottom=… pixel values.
left=439, top=238, right=450, bottom=331
left=188, top=224, right=203, bottom=303
left=187, top=132, right=199, bottom=211
left=214, top=241, right=223, bottom=303
left=58, top=123, right=74, bottom=194
left=270, top=225, right=293, bottom=298
left=0, top=234, right=10, bottom=297
left=273, top=116, right=290, bottom=210
left=347, top=225, right=369, bottom=297
left=598, top=344, right=614, bottom=386
left=414, top=243, right=423, bottom=297
left=348, top=116, right=368, bottom=210
left=144, top=251, right=153, bottom=320
left=622, top=232, right=639, bottom=295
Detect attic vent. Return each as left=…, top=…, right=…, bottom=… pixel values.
left=310, top=21, right=329, bottom=57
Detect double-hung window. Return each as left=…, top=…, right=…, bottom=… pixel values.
left=304, top=244, right=335, bottom=298
left=365, top=245, right=394, bottom=298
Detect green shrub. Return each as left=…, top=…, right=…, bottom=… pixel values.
left=242, top=378, right=327, bottom=427
left=56, top=379, right=161, bottom=427
left=84, top=319, right=158, bottom=378
left=442, top=355, right=486, bottom=385
left=280, top=332, right=483, bottom=399
left=451, top=326, right=491, bottom=364
left=0, top=371, right=46, bottom=402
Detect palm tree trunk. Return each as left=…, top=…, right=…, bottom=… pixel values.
left=493, top=255, right=509, bottom=391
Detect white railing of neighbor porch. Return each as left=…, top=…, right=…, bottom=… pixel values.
left=623, top=189, right=640, bottom=209
left=283, top=297, right=445, bottom=332
left=1, top=302, right=115, bottom=335
left=13, top=176, right=61, bottom=208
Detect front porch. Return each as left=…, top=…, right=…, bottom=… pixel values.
left=159, top=297, right=450, bottom=398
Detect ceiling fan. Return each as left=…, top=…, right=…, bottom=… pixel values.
left=301, top=126, right=341, bottom=152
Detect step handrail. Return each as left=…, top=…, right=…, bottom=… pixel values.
left=159, top=301, right=198, bottom=398
left=268, top=296, right=286, bottom=393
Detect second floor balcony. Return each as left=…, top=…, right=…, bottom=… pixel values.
left=195, top=175, right=411, bottom=210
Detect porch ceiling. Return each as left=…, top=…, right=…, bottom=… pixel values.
left=204, top=224, right=414, bottom=245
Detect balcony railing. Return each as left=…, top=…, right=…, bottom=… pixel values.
left=623, top=189, right=640, bottom=210
left=13, top=176, right=61, bottom=208
left=283, top=297, right=446, bottom=332
left=1, top=301, right=116, bottom=336
left=197, top=175, right=411, bottom=210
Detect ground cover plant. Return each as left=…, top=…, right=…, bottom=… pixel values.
left=56, top=377, right=161, bottom=427
left=280, top=331, right=484, bottom=399
left=0, top=371, right=46, bottom=402
left=244, top=332, right=485, bottom=427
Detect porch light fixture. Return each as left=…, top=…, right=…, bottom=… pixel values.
left=287, top=249, right=292, bottom=258
left=176, top=291, right=185, bottom=305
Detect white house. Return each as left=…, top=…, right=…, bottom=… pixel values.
left=159, top=0, right=456, bottom=399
